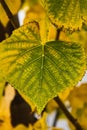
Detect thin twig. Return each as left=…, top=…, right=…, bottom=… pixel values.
left=52, top=109, right=59, bottom=127
left=54, top=96, right=83, bottom=130
left=0, top=0, right=18, bottom=29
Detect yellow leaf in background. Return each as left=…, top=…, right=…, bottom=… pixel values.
left=14, top=123, right=63, bottom=130
left=0, top=83, right=15, bottom=130
left=24, top=3, right=45, bottom=24
left=24, top=3, right=50, bottom=44
left=20, top=0, right=30, bottom=11
left=69, top=84, right=87, bottom=110
left=0, top=0, right=21, bottom=27
left=68, top=83, right=87, bottom=130
left=24, top=2, right=58, bottom=42
left=47, top=23, right=57, bottom=41
left=46, top=99, right=58, bottom=113
left=51, top=128, right=63, bottom=130
left=0, top=98, right=12, bottom=130
left=0, top=117, right=12, bottom=130
left=14, top=124, right=31, bottom=130
left=59, top=31, right=70, bottom=42
left=33, top=112, right=48, bottom=130
left=58, top=87, right=73, bottom=101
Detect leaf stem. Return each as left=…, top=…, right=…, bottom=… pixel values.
left=54, top=96, right=83, bottom=130
left=0, top=0, right=18, bottom=29
left=56, top=28, right=62, bottom=40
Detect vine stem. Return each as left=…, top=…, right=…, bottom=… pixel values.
left=0, top=0, right=18, bottom=29
left=54, top=96, right=83, bottom=130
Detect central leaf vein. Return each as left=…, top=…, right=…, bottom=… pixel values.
left=40, top=45, right=45, bottom=87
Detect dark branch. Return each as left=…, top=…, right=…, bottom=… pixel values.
left=0, top=0, right=18, bottom=29
left=54, top=96, right=83, bottom=130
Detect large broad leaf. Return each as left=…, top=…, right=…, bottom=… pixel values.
left=0, top=23, right=86, bottom=113
left=40, top=0, right=87, bottom=30
left=0, top=0, right=21, bottom=26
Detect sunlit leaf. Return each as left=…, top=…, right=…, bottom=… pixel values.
left=24, top=5, right=57, bottom=42
left=0, top=116, right=12, bottom=130
left=0, top=22, right=86, bottom=113
left=40, top=0, right=87, bottom=30
left=24, top=3, right=45, bottom=24
left=51, top=128, right=63, bottom=130
left=24, top=3, right=50, bottom=44
left=24, top=3, right=57, bottom=42
left=0, top=83, right=37, bottom=130
left=0, top=0, right=21, bottom=26
left=15, top=124, right=29, bottom=130
left=0, top=95, right=12, bottom=130
left=46, top=99, right=58, bottom=113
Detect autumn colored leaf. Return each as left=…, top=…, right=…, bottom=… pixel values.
left=15, top=125, right=29, bottom=130
left=40, top=0, right=87, bottom=30
left=24, top=3, right=50, bottom=44
left=67, top=25, right=87, bottom=67
left=0, top=86, right=14, bottom=130
left=24, top=3, right=45, bottom=24
left=68, top=83, right=87, bottom=130
left=14, top=113, right=62, bottom=130
left=46, top=99, right=58, bottom=113
left=0, top=22, right=86, bottom=113
left=24, top=3, right=58, bottom=42
left=0, top=0, right=21, bottom=26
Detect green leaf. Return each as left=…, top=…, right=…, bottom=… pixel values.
left=66, top=25, right=87, bottom=67
left=0, top=23, right=86, bottom=113
left=40, top=0, right=87, bottom=30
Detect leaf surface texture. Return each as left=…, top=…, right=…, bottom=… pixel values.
left=0, top=23, right=86, bottom=113
left=40, top=0, right=87, bottom=30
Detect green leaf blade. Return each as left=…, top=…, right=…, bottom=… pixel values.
left=0, top=23, right=86, bottom=113
left=41, top=0, right=87, bottom=30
